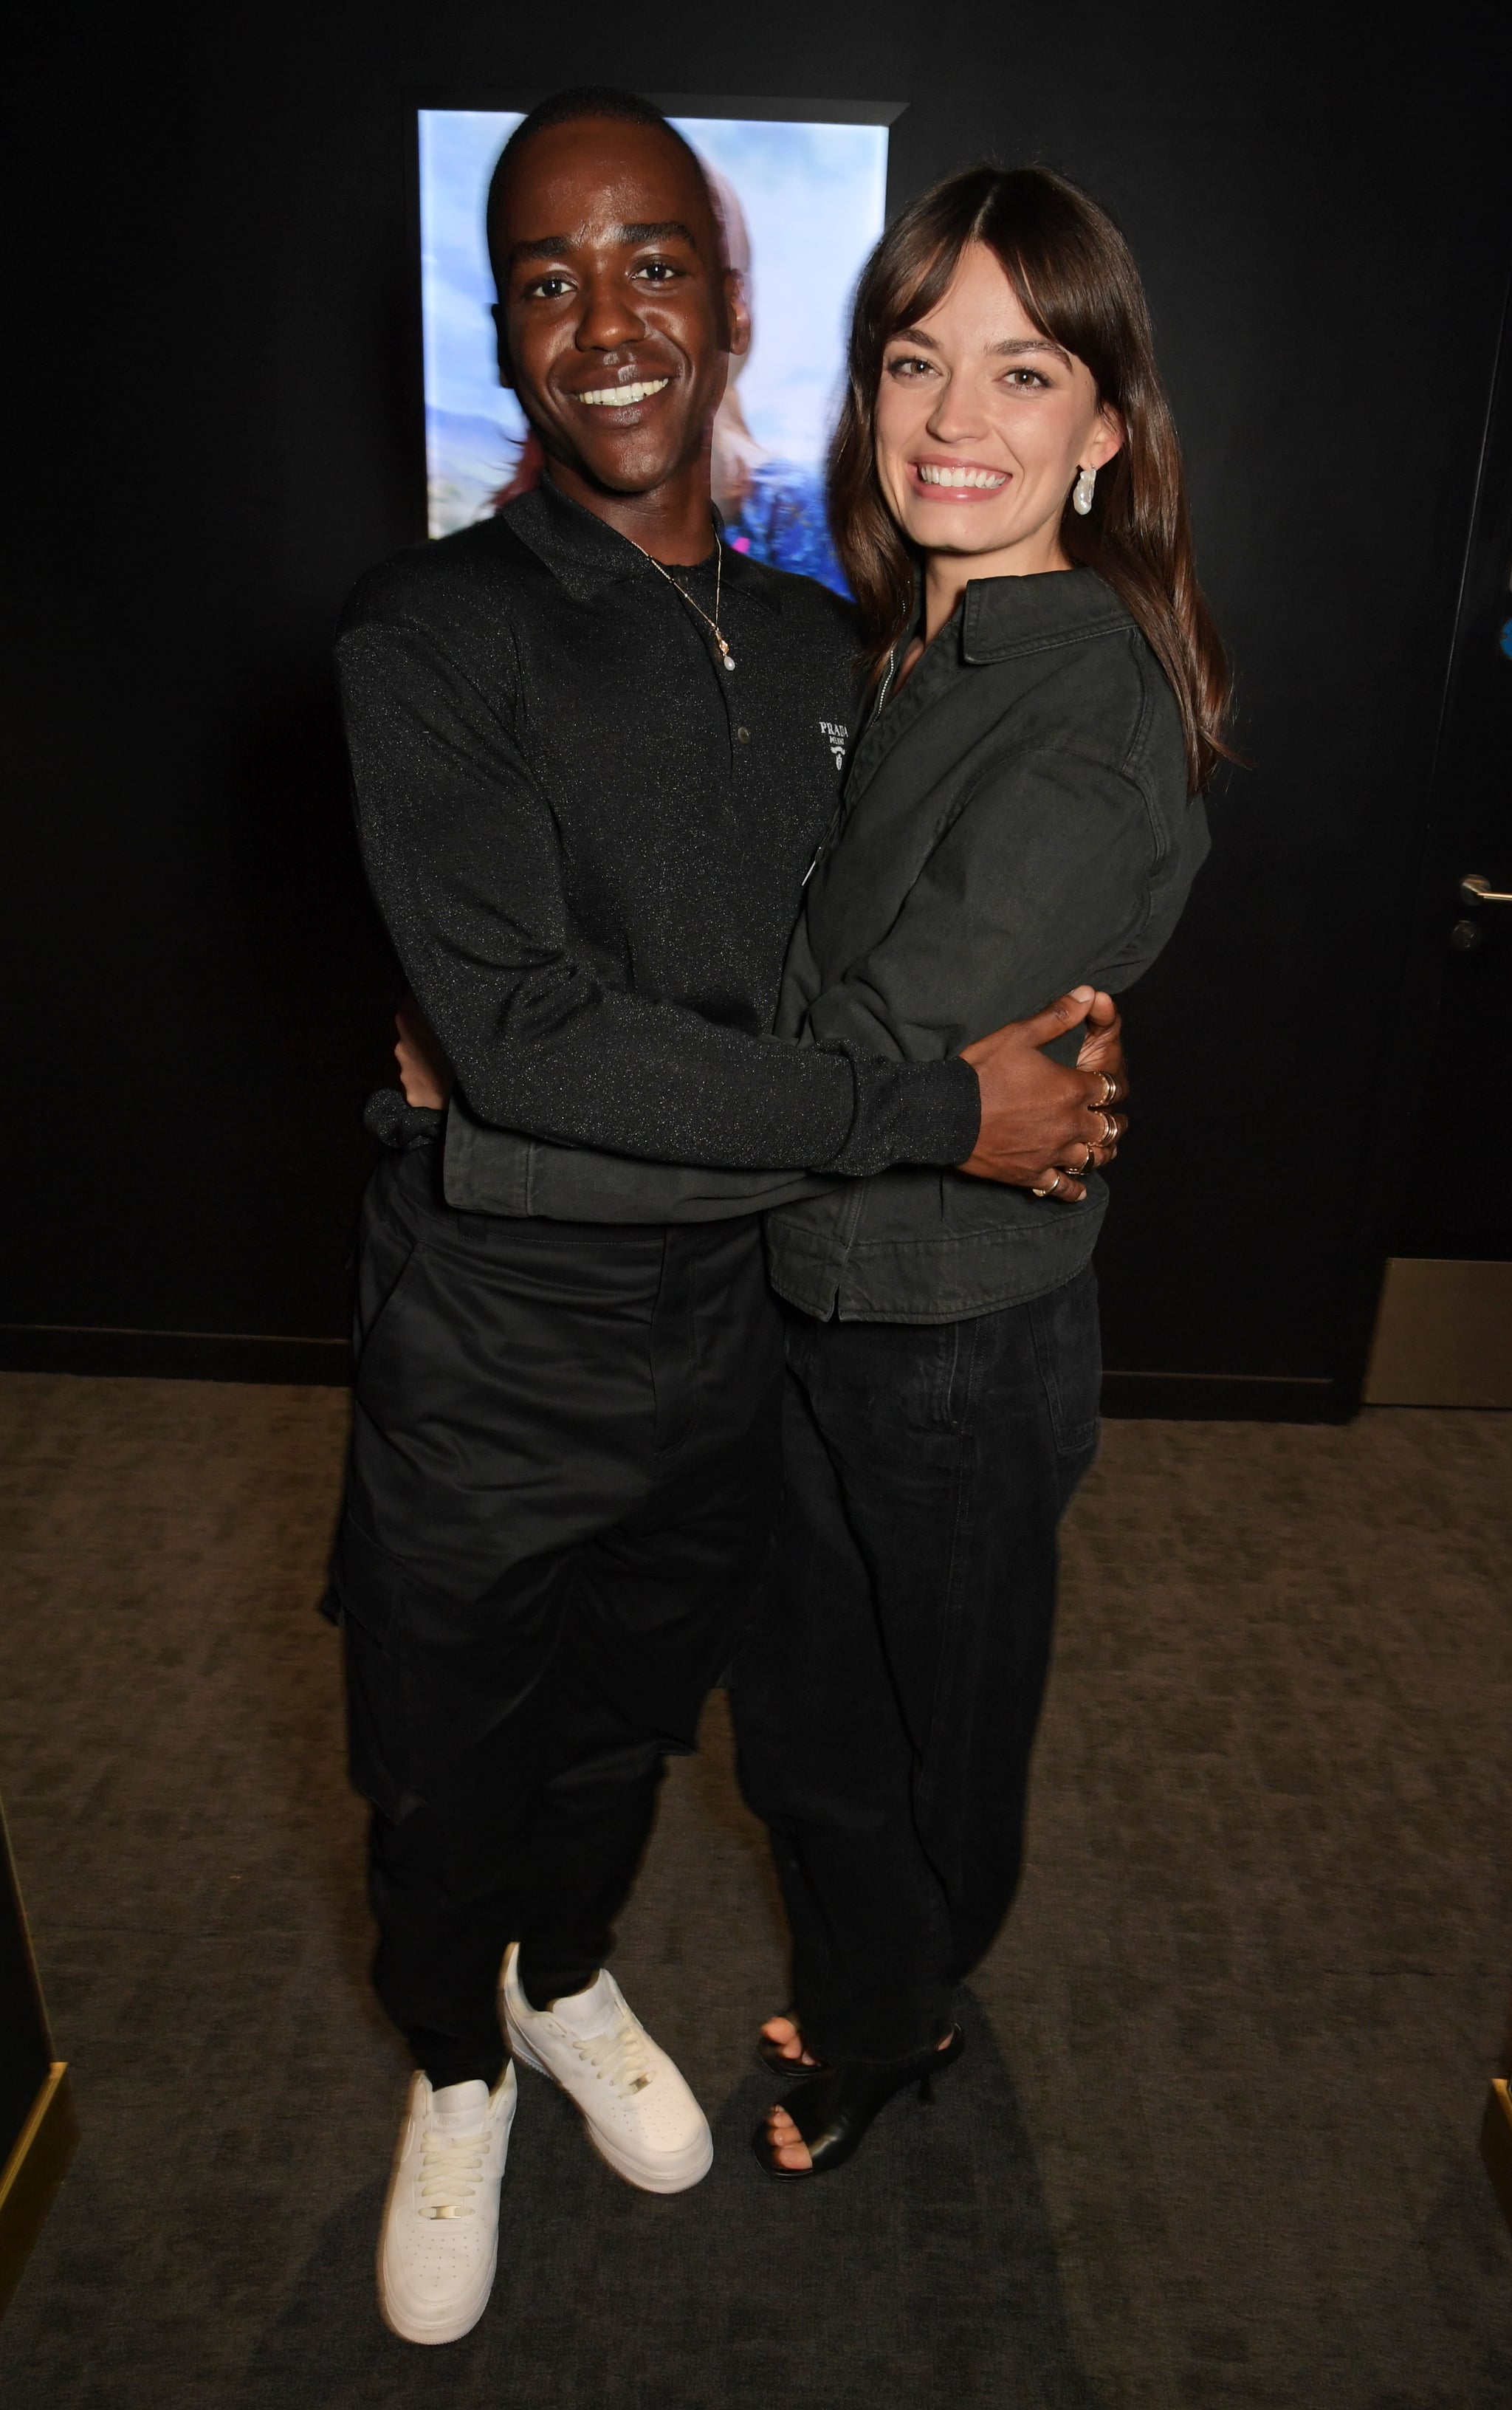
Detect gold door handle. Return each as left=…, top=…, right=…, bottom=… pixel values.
left=1459, top=873, right=1512, bottom=906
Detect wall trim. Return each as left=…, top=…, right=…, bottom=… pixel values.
left=1101, top=1370, right=1343, bottom=1421
left=0, top=1325, right=351, bottom=1386
left=0, top=1324, right=1350, bottom=1416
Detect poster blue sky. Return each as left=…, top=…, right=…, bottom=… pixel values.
left=418, top=109, right=890, bottom=589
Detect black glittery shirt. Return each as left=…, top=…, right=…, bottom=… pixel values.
left=335, top=480, right=980, bottom=1197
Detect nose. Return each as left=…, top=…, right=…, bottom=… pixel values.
left=924, top=371, right=989, bottom=447
left=575, top=268, right=647, bottom=354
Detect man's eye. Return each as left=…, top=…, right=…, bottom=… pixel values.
left=634, top=260, right=681, bottom=283
left=523, top=274, right=573, bottom=300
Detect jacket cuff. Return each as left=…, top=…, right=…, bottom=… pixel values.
left=363, top=1086, right=444, bottom=1152
left=828, top=1052, right=980, bottom=1175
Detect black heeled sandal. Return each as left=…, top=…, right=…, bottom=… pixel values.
left=752, top=2026, right=964, bottom=2180
left=755, top=2014, right=833, bottom=2080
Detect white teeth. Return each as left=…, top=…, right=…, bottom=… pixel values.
left=918, top=464, right=1006, bottom=489
left=577, top=379, right=670, bottom=407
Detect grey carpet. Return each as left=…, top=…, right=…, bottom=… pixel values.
left=0, top=1372, right=1508, bottom=2407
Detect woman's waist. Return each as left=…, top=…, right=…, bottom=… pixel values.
left=764, top=1168, right=1107, bottom=1323
left=769, top=1164, right=1107, bottom=1249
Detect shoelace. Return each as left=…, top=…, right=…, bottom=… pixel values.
left=568, top=2016, right=655, bottom=2101
left=418, top=2118, right=488, bottom=2219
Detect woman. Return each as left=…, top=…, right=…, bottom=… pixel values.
left=732, top=163, right=1228, bottom=2177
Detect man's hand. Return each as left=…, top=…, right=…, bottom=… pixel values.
left=958, top=987, right=1127, bottom=1201
left=1074, top=989, right=1128, bottom=1099
left=395, top=998, right=453, bottom=1111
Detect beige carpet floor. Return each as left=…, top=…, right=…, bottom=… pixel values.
left=0, top=1372, right=1508, bottom=2406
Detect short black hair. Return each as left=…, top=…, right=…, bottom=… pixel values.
left=486, top=86, right=707, bottom=279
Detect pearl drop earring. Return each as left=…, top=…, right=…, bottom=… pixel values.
left=1072, top=467, right=1096, bottom=516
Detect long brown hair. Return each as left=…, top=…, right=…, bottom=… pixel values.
left=830, top=165, right=1233, bottom=793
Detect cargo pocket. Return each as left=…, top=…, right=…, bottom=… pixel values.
left=353, top=1215, right=427, bottom=1370
left=328, top=1517, right=415, bottom=1822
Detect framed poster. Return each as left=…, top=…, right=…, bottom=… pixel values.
left=414, top=96, right=900, bottom=594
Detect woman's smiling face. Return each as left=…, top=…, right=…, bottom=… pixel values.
left=874, top=241, right=1122, bottom=577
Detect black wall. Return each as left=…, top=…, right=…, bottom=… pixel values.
left=8, top=1, right=1509, bottom=1409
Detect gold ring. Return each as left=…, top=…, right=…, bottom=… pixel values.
left=1099, top=1110, right=1118, bottom=1145
left=1099, top=1072, right=1117, bottom=1108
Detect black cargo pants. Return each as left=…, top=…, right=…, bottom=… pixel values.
left=327, top=1146, right=784, bottom=2090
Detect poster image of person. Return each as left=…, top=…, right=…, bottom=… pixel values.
left=419, top=109, right=889, bottom=598
left=702, top=162, right=848, bottom=590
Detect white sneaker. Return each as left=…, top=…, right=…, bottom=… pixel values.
left=377, top=2066, right=517, bottom=2345
left=500, top=1944, right=712, bottom=2195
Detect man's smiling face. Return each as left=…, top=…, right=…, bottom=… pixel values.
left=490, top=117, right=749, bottom=504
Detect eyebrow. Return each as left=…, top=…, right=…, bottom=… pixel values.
left=619, top=219, right=699, bottom=247
left=891, top=326, right=1071, bottom=366
left=510, top=219, right=700, bottom=264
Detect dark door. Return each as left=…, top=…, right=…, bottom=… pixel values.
left=1364, top=281, right=1512, bottom=1405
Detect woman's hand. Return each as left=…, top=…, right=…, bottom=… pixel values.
left=395, top=997, right=453, bottom=1110
left=958, top=988, right=1127, bottom=1200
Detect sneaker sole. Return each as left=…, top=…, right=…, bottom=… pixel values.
left=379, top=2276, right=495, bottom=2346
left=506, top=2028, right=713, bottom=2196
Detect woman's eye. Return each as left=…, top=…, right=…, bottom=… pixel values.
left=887, top=354, right=935, bottom=378
left=1002, top=368, right=1050, bottom=389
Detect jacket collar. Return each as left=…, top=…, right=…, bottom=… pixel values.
left=960, top=564, right=1132, bottom=662
left=499, top=474, right=780, bottom=609
left=845, top=566, right=1133, bottom=804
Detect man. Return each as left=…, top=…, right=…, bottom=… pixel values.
left=331, top=86, right=1124, bottom=2345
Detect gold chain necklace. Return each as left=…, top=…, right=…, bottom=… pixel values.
left=627, top=532, right=736, bottom=671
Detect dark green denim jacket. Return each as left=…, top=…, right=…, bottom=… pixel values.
left=763, top=566, right=1210, bottom=1325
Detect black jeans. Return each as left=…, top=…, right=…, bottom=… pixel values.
left=329, top=1148, right=783, bottom=2090
left=732, top=1267, right=1101, bottom=2064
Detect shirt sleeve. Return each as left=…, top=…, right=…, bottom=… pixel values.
left=791, top=748, right=1160, bottom=1062
left=335, top=613, right=980, bottom=1176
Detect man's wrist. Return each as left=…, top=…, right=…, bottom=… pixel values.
left=830, top=1053, right=980, bottom=1176
left=902, top=1054, right=981, bottom=1165
left=364, top=1087, right=445, bottom=1153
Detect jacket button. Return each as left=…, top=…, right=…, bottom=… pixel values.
left=736, top=727, right=751, bottom=744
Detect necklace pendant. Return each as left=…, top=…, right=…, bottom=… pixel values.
left=723, top=653, right=736, bottom=670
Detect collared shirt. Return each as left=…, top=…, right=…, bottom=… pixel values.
left=764, top=566, right=1211, bottom=1321
left=335, top=478, right=980, bottom=1214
